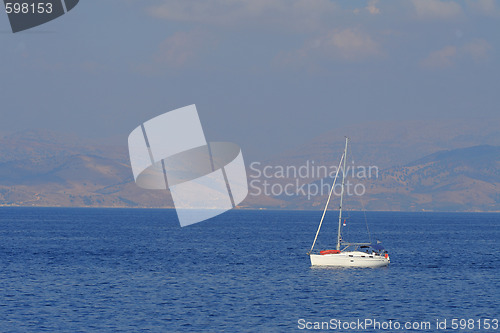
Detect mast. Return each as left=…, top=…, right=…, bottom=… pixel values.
left=336, top=137, right=348, bottom=250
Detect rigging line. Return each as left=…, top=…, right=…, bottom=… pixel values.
left=343, top=141, right=352, bottom=242
left=361, top=198, right=372, bottom=244
left=307, top=152, right=344, bottom=255
left=349, top=139, right=372, bottom=244
left=336, top=137, right=349, bottom=251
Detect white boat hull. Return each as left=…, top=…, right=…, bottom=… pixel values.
left=310, top=251, right=390, bottom=268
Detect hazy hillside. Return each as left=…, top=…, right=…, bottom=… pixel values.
left=243, top=118, right=500, bottom=211
left=265, top=145, right=500, bottom=212
left=0, top=130, right=172, bottom=208
left=0, top=123, right=499, bottom=212
left=268, top=118, right=500, bottom=169
left=368, top=145, right=500, bottom=211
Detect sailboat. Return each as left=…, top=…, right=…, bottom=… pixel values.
left=307, top=137, right=390, bottom=267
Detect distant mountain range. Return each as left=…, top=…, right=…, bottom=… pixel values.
left=1, top=118, right=499, bottom=212
left=0, top=130, right=172, bottom=208
left=253, top=144, right=499, bottom=212
left=267, top=117, right=500, bottom=170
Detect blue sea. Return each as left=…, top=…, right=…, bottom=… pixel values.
left=0, top=208, right=498, bottom=332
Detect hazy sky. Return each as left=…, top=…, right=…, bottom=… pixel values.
left=1, top=0, right=499, bottom=160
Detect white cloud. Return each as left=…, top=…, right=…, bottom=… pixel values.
left=328, top=29, right=382, bottom=60
left=155, top=31, right=215, bottom=68
left=353, top=0, right=381, bottom=15
left=461, top=39, right=492, bottom=62
left=137, top=31, right=216, bottom=73
left=366, top=0, right=381, bottom=15
left=420, top=39, right=492, bottom=68
left=411, top=0, right=463, bottom=20
left=147, top=0, right=340, bottom=32
left=466, top=0, right=500, bottom=17
left=420, top=46, right=457, bottom=68
left=282, top=28, right=383, bottom=65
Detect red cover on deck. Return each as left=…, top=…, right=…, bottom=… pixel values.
left=320, top=250, right=341, bottom=255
